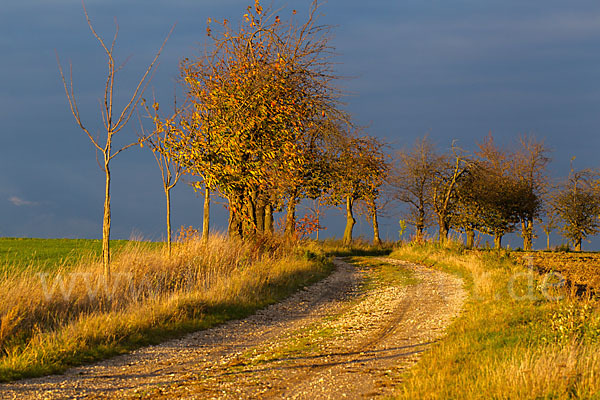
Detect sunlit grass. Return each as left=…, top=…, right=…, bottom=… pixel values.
left=306, top=237, right=394, bottom=257
left=0, top=235, right=333, bottom=382
left=390, top=241, right=600, bottom=399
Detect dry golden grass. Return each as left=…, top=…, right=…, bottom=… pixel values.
left=390, top=241, right=600, bottom=399
left=0, top=234, right=332, bottom=381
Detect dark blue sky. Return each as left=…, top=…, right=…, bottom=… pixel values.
left=2, top=1, right=600, bottom=248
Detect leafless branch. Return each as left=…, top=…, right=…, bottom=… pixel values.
left=113, top=24, right=175, bottom=132
left=55, top=51, right=103, bottom=152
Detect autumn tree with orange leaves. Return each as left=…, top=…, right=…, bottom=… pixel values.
left=166, top=1, right=343, bottom=240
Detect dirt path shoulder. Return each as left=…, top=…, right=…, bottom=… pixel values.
left=0, top=257, right=465, bottom=400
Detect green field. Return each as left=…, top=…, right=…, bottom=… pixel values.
left=0, top=238, right=153, bottom=274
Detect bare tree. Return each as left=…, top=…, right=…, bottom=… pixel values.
left=514, top=134, right=550, bottom=250
left=57, top=3, right=172, bottom=277
left=432, top=143, right=468, bottom=243
left=142, top=98, right=185, bottom=256
left=539, top=210, right=558, bottom=251
left=389, top=136, right=439, bottom=242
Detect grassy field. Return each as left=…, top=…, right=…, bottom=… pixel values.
left=390, top=242, right=600, bottom=399
left=0, top=235, right=336, bottom=382
left=0, top=238, right=145, bottom=274
left=5, top=236, right=599, bottom=398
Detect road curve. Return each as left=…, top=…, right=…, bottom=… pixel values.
left=0, top=257, right=465, bottom=400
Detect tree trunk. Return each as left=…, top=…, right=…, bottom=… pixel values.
left=102, top=160, right=111, bottom=278
left=546, top=232, right=550, bottom=250
left=264, top=203, right=273, bottom=234
left=521, top=219, right=533, bottom=251
left=228, top=194, right=242, bottom=239
left=415, top=225, right=424, bottom=243
left=343, top=196, right=356, bottom=246
left=165, top=187, right=172, bottom=256
left=494, top=234, right=502, bottom=249
left=466, top=228, right=475, bottom=249
left=285, top=196, right=297, bottom=239
left=246, top=190, right=258, bottom=235
left=438, top=217, right=448, bottom=244
left=416, top=208, right=425, bottom=242
left=256, top=199, right=265, bottom=234
left=372, top=209, right=381, bottom=245
left=240, top=192, right=256, bottom=236
left=202, top=186, right=210, bottom=243
left=574, top=239, right=582, bottom=252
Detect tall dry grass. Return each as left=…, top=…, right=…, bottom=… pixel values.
left=390, top=241, right=600, bottom=399
left=0, top=233, right=331, bottom=381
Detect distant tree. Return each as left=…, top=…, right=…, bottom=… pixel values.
left=468, top=164, right=530, bottom=248
left=389, top=136, right=439, bottom=242
left=453, top=165, right=485, bottom=248
left=57, top=4, right=172, bottom=276
left=539, top=209, right=558, bottom=251
left=552, top=165, right=600, bottom=251
left=355, top=174, right=392, bottom=246
left=473, top=134, right=534, bottom=248
left=514, top=134, right=550, bottom=250
left=306, top=198, right=327, bottom=240
left=329, top=133, right=388, bottom=246
left=431, top=144, right=468, bottom=243
left=361, top=196, right=389, bottom=246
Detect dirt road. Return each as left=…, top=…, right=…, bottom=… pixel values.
left=0, top=257, right=465, bottom=399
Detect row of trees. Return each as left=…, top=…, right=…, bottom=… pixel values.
left=149, top=2, right=389, bottom=249
left=61, top=2, right=599, bottom=281
left=60, top=1, right=389, bottom=276
left=391, top=134, right=600, bottom=251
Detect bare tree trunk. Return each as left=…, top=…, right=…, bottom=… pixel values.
left=372, top=209, right=381, bottom=245
left=285, top=196, right=297, bottom=239
left=264, top=203, right=273, bottom=234
left=102, top=160, right=111, bottom=278
left=165, top=187, right=172, bottom=256
left=546, top=232, right=550, bottom=250
left=494, top=234, right=502, bottom=249
left=466, top=228, right=475, bottom=249
left=202, top=187, right=210, bottom=243
left=343, top=196, right=355, bottom=246
left=57, top=11, right=172, bottom=278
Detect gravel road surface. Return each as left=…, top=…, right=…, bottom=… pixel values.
left=0, top=257, right=465, bottom=399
